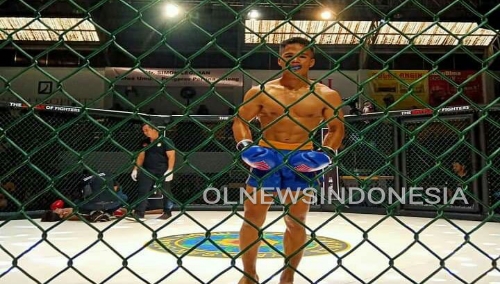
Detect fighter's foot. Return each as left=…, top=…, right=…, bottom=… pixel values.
left=237, top=274, right=259, bottom=284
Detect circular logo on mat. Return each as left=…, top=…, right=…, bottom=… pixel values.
left=148, top=232, right=350, bottom=258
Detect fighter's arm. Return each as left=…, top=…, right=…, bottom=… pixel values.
left=232, top=86, right=281, bottom=170
left=321, top=88, right=345, bottom=151
left=232, top=86, right=263, bottom=145
left=287, top=88, right=345, bottom=173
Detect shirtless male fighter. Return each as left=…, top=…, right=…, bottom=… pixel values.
left=232, top=37, right=345, bottom=284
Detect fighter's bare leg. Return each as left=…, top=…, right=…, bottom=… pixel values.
left=279, top=189, right=312, bottom=284
left=238, top=186, right=273, bottom=284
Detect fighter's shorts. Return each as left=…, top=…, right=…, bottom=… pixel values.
left=245, top=140, right=322, bottom=191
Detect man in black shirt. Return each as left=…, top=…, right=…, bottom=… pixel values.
left=80, top=171, right=127, bottom=211
left=128, top=123, right=176, bottom=220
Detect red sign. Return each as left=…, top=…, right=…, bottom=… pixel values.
left=428, top=70, right=483, bottom=107
left=400, top=105, right=472, bottom=116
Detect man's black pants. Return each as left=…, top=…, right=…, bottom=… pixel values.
left=136, top=172, right=173, bottom=214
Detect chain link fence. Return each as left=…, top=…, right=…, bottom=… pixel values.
left=0, top=0, right=500, bottom=283
left=332, top=114, right=399, bottom=211
left=483, top=108, right=500, bottom=216
left=0, top=104, right=320, bottom=213
left=401, top=113, right=480, bottom=210
left=321, top=108, right=495, bottom=217
left=0, top=105, right=141, bottom=214
left=1, top=104, right=497, bottom=217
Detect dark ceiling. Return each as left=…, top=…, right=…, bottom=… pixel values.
left=0, top=0, right=498, bottom=70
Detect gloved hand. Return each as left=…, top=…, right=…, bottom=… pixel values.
left=289, top=149, right=333, bottom=172
left=237, top=139, right=279, bottom=171
left=164, top=169, right=173, bottom=182
left=50, top=199, right=65, bottom=211
left=131, top=169, right=138, bottom=181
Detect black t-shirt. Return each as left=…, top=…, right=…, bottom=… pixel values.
left=82, top=172, right=118, bottom=202
left=140, top=137, right=175, bottom=174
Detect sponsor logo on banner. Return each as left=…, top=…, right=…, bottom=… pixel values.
left=428, top=70, right=483, bottom=107
left=104, top=67, right=243, bottom=87
left=367, top=70, right=429, bottom=110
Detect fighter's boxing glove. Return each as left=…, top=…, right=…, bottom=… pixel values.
left=289, top=148, right=333, bottom=172
left=237, top=139, right=279, bottom=171
left=50, top=199, right=65, bottom=211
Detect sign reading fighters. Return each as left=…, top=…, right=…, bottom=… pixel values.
left=400, top=105, right=472, bottom=116
left=105, top=67, right=243, bottom=87
left=4, top=102, right=81, bottom=113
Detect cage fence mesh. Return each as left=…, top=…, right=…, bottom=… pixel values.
left=484, top=109, right=500, bottom=215
left=401, top=115, right=481, bottom=211
left=0, top=0, right=499, bottom=283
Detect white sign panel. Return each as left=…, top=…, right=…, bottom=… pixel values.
left=104, top=67, right=243, bottom=87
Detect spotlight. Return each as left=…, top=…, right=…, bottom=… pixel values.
left=164, top=3, right=181, bottom=18
left=248, top=9, right=260, bottom=19
left=320, top=10, right=333, bottom=20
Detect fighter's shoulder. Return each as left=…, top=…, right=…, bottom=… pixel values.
left=314, top=83, right=341, bottom=99
left=249, top=80, right=281, bottom=91
left=244, top=80, right=281, bottom=98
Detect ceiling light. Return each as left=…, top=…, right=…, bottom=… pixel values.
left=164, top=3, right=181, bottom=18
left=320, top=10, right=333, bottom=20
left=248, top=10, right=260, bottom=19
left=244, top=19, right=497, bottom=46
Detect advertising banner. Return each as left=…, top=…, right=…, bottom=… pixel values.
left=105, top=67, right=243, bottom=87
left=366, top=70, right=429, bottom=110
left=428, top=70, right=483, bottom=106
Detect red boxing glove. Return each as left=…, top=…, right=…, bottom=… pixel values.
left=50, top=199, right=65, bottom=211
left=113, top=208, right=126, bottom=217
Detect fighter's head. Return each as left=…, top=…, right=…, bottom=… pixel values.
left=278, top=37, right=315, bottom=74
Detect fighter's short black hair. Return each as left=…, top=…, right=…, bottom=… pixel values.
left=279, top=37, right=315, bottom=57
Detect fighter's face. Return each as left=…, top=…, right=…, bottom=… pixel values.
left=278, top=43, right=315, bottom=74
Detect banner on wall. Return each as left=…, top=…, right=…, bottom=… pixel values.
left=105, top=67, right=243, bottom=87
left=428, top=70, right=483, bottom=107
left=366, top=70, right=429, bottom=110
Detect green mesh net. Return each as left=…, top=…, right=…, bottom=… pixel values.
left=0, top=0, right=499, bottom=283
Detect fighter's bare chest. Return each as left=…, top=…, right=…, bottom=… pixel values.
left=260, top=89, right=322, bottom=116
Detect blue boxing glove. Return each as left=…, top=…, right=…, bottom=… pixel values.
left=237, top=139, right=279, bottom=171
left=289, top=148, right=334, bottom=172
